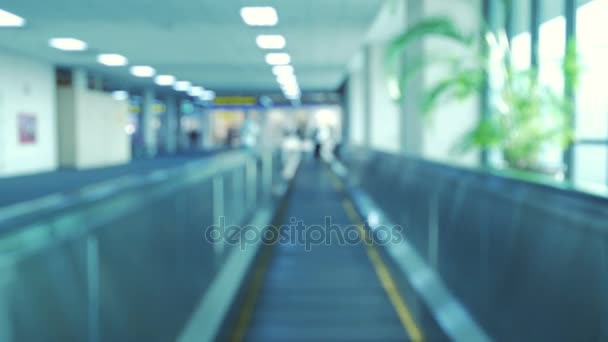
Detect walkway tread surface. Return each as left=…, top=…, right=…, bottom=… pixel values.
left=242, top=160, right=412, bottom=341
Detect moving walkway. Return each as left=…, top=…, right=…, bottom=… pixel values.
left=234, top=161, right=422, bottom=341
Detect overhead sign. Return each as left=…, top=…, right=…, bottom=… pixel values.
left=214, top=96, right=257, bottom=106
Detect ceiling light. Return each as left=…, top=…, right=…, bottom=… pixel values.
left=200, top=90, right=216, bottom=101
left=240, top=7, right=278, bottom=26
left=188, top=86, right=205, bottom=97
left=272, top=65, right=294, bottom=76
left=130, top=65, right=156, bottom=78
left=256, top=35, right=286, bottom=49
left=49, top=38, right=87, bottom=51
left=112, top=90, right=129, bottom=101
left=155, top=75, right=176, bottom=86
left=283, top=90, right=300, bottom=98
left=97, top=54, right=128, bottom=67
left=282, top=84, right=300, bottom=93
left=281, top=80, right=299, bottom=89
left=283, top=88, right=300, bottom=95
left=277, top=74, right=297, bottom=84
left=0, top=9, right=25, bottom=27
left=265, top=53, right=291, bottom=65
left=174, top=81, right=191, bottom=92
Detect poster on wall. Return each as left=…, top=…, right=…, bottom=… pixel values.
left=18, top=113, right=37, bottom=144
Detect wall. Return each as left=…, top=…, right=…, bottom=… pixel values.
left=57, top=84, right=130, bottom=169
left=346, top=52, right=366, bottom=146
left=369, top=43, right=401, bottom=153
left=416, top=0, right=481, bottom=166
left=0, top=50, right=58, bottom=177
left=344, top=0, right=482, bottom=166
left=76, top=91, right=130, bottom=168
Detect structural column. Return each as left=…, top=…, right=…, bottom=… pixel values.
left=164, top=94, right=178, bottom=154
left=363, top=45, right=373, bottom=148
left=141, top=88, right=157, bottom=157
left=400, top=0, right=425, bottom=155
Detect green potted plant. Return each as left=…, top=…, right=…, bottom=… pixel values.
left=385, top=4, right=578, bottom=174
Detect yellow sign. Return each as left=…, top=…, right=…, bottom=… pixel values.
left=153, top=103, right=166, bottom=114
left=128, top=104, right=166, bottom=114
left=214, top=96, right=257, bottom=106
left=129, top=104, right=141, bottom=113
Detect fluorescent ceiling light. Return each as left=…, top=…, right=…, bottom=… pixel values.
left=200, top=90, right=216, bottom=101
left=0, top=9, right=25, bottom=27
left=283, top=88, right=300, bottom=95
left=49, top=38, right=87, bottom=51
left=97, top=54, right=128, bottom=67
left=130, top=65, right=156, bottom=78
left=281, top=80, right=299, bottom=89
left=112, top=90, right=129, bottom=101
left=174, top=81, right=191, bottom=92
left=277, top=74, right=297, bottom=84
left=266, top=53, right=291, bottom=65
left=285, top=92, right=301, bottom=100
left=188, top=86, right=205, bottom=97
left=256, top=35, right=286, bottom=49
left=240, top=7, right=278, bottom=26
left=155, top=75, right=176, bottom=86
left=282, top=84, right=300, bottom=93
left=272, top=65, right=294, bottom=76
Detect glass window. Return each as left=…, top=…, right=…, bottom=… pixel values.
left=537, top=0, right=566, bottom=170
left=574, top=0, right=608, bottom=187
left=574, top=145, right=608, bottom=186
left=511, top=33, right=531, bottom=70
left=538, top=14, right=565, bottom=94
left=510, top=0, right=531, bottom=70
left=575, top=0, right=608, bottom=140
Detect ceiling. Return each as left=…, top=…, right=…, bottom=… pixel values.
left=0, top=0, right=384, bottom=94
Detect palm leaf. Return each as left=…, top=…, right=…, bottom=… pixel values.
left=421, top=68, right=484, bottom=114
left=386, top=17, right=474, bottom=63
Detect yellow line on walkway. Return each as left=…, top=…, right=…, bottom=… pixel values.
left=342, top=197, right=425, bottom=342
left=230, top=244, right=273, bottom=342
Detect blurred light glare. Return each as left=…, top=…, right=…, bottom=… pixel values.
left=240, top=7, right=278, bottom=26
left=282, top=86, right=300, bottom=93
left=155, top=75, right=176, bottom=86
left=97, top=54, right=128, bottom=67
left=368, top=211, right=380, bottom=227
left=49, top=38, right=87, bottom=51
left=130, top=65, right=156, bottom=78
left=286, top=93, right=300, bottom=99
left=0, top=9, right=25, bottom=27
left=266, top=53, right=291, bottom=65
left=277, top=74, right=297, bottom=85
left=112, top=90, right=129, bottom=101
left=281, top=82, right=300, bottom=91
left=125, top=123, right=136, bottom=135
left=272, top=65, right=295, bottom=76
left=283, top=89, right=302, bottom=98
left=174, top=81, right=192, bottom=92
left=200, top=90, right=216, bottom=101
left=188, top=86, right=205, bottom=97
left=256, top=35, right=286, bottom=49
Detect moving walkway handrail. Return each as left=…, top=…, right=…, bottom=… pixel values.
left=343, top=148, right=608, bottom=341
left=0, top=149, right=280, bottom=342
left=0, top=150, right=265, bottom=259
left=348, top=149, right=608, bottom=232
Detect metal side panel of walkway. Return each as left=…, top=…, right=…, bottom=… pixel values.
left=234, top=160, right=423, bottom=341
